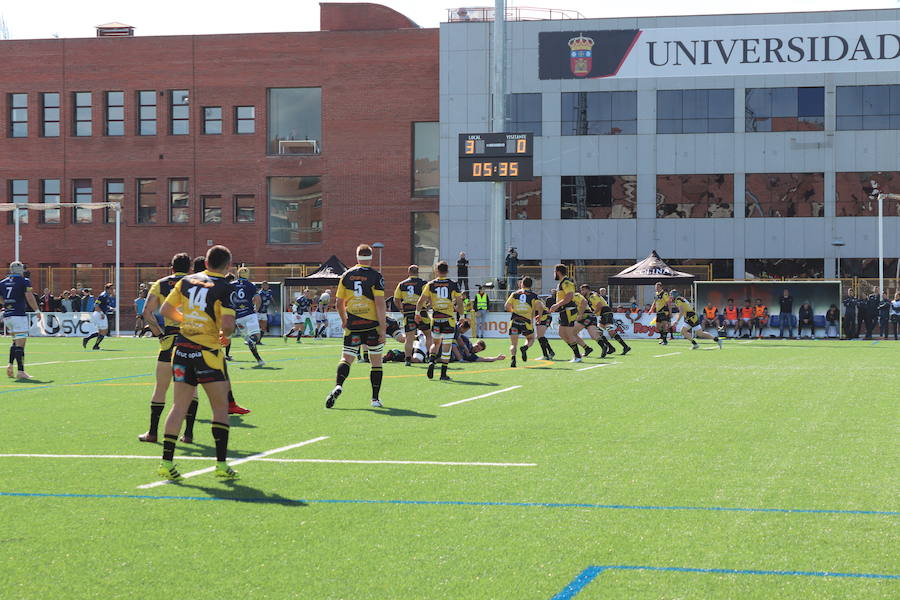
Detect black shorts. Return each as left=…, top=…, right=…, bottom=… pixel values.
left=172, top=343, right=226, bottom=387
left=386, top=319, right=401, bottom=340
left=157, top=326, right=180, bottom=363
left=431, top=317, right=455, bottom=336
left=558, top=306, right=578, bottom=327
left=537, top=314, right=552, bottom=328
left=684, top=316, right=700, bottom=328
left=656, top=311, right=670, bottom=323
left=343, top=328, right=381, bottom=349
left=599, top=309, right=614, bottom=325
left=891, top=314, right=900, bottom=324
left=577, top=315, right=597, bottom=328
left=509, top=319, right=534, bottom=336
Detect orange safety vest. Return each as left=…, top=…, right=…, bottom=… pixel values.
left=741, top=306, right=754, bottom=319
left=704, top=306, right=717, bottom=319
left=725, top=306, right=738, bottom=320
left=755, top=305, right=767, bottom=317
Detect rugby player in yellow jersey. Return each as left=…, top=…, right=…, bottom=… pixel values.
left=394, top=264, right=432, bottom=367
left=595, top=286, right=632, bottom=356
left=416, top=260, right=464, bottom=381
left=535, top=292, right=555, bottom=360
left=652, top=281, right=673, bottom=345
left=671, top=290, right=723, bottom=350
left=504, top=276, right=545, bottom=368
left=157, top=245, right=238, bottom=481
left=549, top=264, right=590, bottom=362
left=137, top=252, right=191, bottom=443
left=577, top=284, right=614, bottom=357
left=571, top=289, right=595, bottom=359
left=326, top=244, right=388, bottom=408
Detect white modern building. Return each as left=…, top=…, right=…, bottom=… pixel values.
left=439, top=8, right=900, bottom=286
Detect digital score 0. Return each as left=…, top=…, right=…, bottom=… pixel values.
left=458, top=133, right=534, bottom=182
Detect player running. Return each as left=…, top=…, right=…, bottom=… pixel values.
left=1, top=261, right=41, bottom=379
left=504, top=276, right=544, bottom=368
left=83, top=283, right=115, bottom=350
left=325, top=244, right=388, bottom=408
left=672, top=291, right=723, bottom=350
left=652, top=282, right=672, bottom=345
left=257, top=281, right=274, bottom=338
left=230, top=266, right=265, bottom=367
left=595, top=286, right=631, bottom=356
left=416, top=260, right=463, bottom=381
left=549, top=264, right=588, bottom=362
left=394, top=264, right=432, bottom=367
left=156, top=245, right=239, bottom=481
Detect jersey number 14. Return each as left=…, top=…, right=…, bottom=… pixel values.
left=187, top=286, right=209, bottom=310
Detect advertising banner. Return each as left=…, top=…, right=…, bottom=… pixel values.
left=23, top=312, right=100, bottom=337
left=470, top=311, right=675, bottom=340
left=539, top=21, right=900, bottom=79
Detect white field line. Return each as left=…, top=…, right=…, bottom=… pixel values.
left=653, top=352, right=682, bottom=358
left=440, top=385, right=522, bottom=408
left=737, top=340, right=754, bottom=344
left=27, top=344, right=339, bottom=367
left=0, top=453, right=534, bottom=467
left=136, top=435, right=329, bottom=489
left=576, top=362, right=620, bottom=372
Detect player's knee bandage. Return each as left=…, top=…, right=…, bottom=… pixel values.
left=367, top=343, right=384, bottom=355
left=441, top=349, right=450, bottom=362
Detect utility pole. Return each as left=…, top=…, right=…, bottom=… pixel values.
left=490, top=0, right=506, bottom=293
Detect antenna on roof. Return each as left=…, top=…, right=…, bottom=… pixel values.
left=0, top=14, right=10, bottom=40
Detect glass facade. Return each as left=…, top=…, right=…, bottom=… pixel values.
left=267, top=88, right=321, bottom=154
left=41, top=179, right=61, bottom=224
left=836, top=85, right=900, bottom=130
left=745, top=173, right=824, bottom=218
left=745, top=87, right=824, bottom=132
left=138, top=91, right=156, bottom=136
left=745, top=258, right=824, bottom=279
left=561, top=91, right=636, bottom=135
left=412, top=122, right=439, bottom=197
left=74, top=92, right=91, bottom=136
left=656, top=174, right=734, bottom=218
left=835, top=172, right=900, bottom=217
left=508, top=93, right=542, bottom=136
left=137, top=179, right=157, bottom=224
left=413, top=211, right=439, bottom=268
left=561, top=175, right=636, bottom=219
left=657, top=89, right=733, bottom=134
left=267, top=177, right=323, bottom=243
left=506, top=177, right=542, bottom=220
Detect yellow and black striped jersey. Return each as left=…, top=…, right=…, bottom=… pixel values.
left=336, top=264, right=385, bottom=330
left=673, top=297, right=695, bottom=316
left=421, top=278, right=461, bottom=319
left=556, top=276, right=577, bottom=307
left=150, top=272, right=187, bottom=329
left=394, top=277, right=426, bottom=310
left=164, top=271, right=234, bottom=349
left=653, top=291, right=671, bottom=312
left=586, top=292, right=609, bottom=314
left=506, top=289, right=544, bottom=321
left=573, top=292, right=588, bottom=314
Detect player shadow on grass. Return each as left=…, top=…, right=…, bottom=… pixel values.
left=12, top=378, right=54, bottom=384
left=195, top=416, right=258, bottom=429
left=183, top=481, right=307, bottom=507
left=334, top=406, right=437, bottom=418
left=443, top=379, right=499, bottom=386
left=174, top=441, right=259, bottom=459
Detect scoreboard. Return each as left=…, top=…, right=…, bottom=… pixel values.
left=458, top=133, right=534, bottom=182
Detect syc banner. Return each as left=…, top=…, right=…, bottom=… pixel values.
left=25, top=312, right=98, bottom=337
left=539, top=21, right=900, bottom=79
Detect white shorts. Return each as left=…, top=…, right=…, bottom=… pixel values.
left=314, top=312, right=326, bottom=323
left=257, top=313, right=268, bottom=321
left=92, top=311, right=109, bottom=331
left=3, top=315, right=29, bottom=338
left=235, top=314, right=261, bottom=337
left=684, top=323, right=701, bottom=334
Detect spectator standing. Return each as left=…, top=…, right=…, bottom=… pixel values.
left=39, top=288, right=54, bottom=312
left=825, top=304, right=839, bottom=338
left=134, top=290, right=147, bottom=337
left=504, top=247, right=518, bottom=290
left=778, top=289, right=794, bottom=339
left=456, top=252, right=469, bottom=294
left=842, top=289, right=858, bottom=338
left=890, top=292, right=900, bottom=340
left=864, top=287, right=880, bottom=339
left=81, top=289, right=95, bottom=312
left=60, top=290, right=72, bottom=313
left=878, top=291, right=890, bottom=339
left=797, top=302, right=815, bottom=338
left=474, top=285, right=490, bottom=338
left=69, top=288, right=82, bottom=312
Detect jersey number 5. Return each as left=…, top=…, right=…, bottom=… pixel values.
left=353, top=281, right=364, bottom=296
left=187, top=286, right=209, bottom=310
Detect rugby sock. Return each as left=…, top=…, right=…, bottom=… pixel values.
left=567, top=343, right=581, bottom=358
left=211, top=421, right=230, bottom=462
left=248, top=341, right=262, bottom=363
left=225, top=343, right=231, bottom=357
left=370, top=366, right=383, bottom=399
left=613, top=334, right=629, bottom=350
left=336, top=361, right=351, bottom=386
left=8, top=344, right=15, bottom=367
left=429, top=353, right=437, bottom=364
left=227, top=389, right=236, bottom=404
left=538, top=337, right=550, bottom=355
left=85, top=332, right=98, bottom=344
left=92, top=334, right=104, bottom=349
left=148, top=402, right=165, bottom=435
left=14, top=346, right=24, bottom=371
left=162, top=434, right=177, bottom=462
left=440, top=362, right=448, bottom=378
left=183, top=399, right=199, bottom=438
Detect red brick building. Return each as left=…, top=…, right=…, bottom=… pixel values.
left=0, top=3, right=439, bottom=292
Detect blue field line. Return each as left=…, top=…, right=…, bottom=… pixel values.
left=0, top=491, right=897, bottom=516
left=0, top=372, right=153, bottom=395
left=551, top=565, right=900, bottom=599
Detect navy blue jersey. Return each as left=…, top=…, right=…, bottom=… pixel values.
left=0, top=276, right=32, bottom=317
left=97, top=291, right=116, bottom=315
left=295, top=296, right=312, bottom=314
left=258, top=288, right=274, bottom=312
left=229, top=278, right=259, bottom=319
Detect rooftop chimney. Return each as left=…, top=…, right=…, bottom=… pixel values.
left=96, top=22, right=134, bottom=37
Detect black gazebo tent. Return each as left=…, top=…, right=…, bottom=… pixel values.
left=283, top=255, right=348, bottom=288
left=607, top=251, right=696, bottom=286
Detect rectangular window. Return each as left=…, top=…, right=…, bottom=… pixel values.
left=507, top=93, right=542, bottom=136
left=561, top=175, right=636, bottom=219
left=169, top=178, right=190, bottom=223
left=656, top=174, right=734, bottom=218
left=745, top=173, right=824, bottom=217
left=657, top=89, right=733, bottom=134
left=202, top=195, right=223, bottom=223
left=268, top=88, right=321, bottom=154
left=235, top=106, right=255, bottom=134
left=412, top=212, right=439, bottom=270
left=42, top=179, right=61, bottom=224
left=203, top=107, right=222, bottom=134
left=235, top=195, right=256, bottom=223
left=561, top=91, right=637, bottom=135
left=506, top=177, right=542, bottom=220
left=105, top=91, right=124, bottom=136
left=137, top=178, right=157, bottom=224
left=105, top=179, right=124, bottom=224
left=137, top=91, right=157, bottom=135
left=8, top=179, right=28, bottom=224
left=745, top=259, right=824, bottom=279
left=73, top=92, right=92, bottom=136
left=267, top=177, right=322, bottom=243
left=42, top=93, right=60, bottom=137
left=412, top=122, right=439, bottom=197
left=170, top=90, right=189, bottom=135
left=745, top=87, right=824, bottom=132
left=836, top=85, right=900, bottom=130
left=835, top=172, right=900, bottom=216
left=73, top=179, right=93, bottom=224
left=9, top=93, right=27, bottom=137
left=73, top=263, right=93, bottom=291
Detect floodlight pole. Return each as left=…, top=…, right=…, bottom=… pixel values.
left=490, top=0, right=507, bottom=292
left=877, top=193, right=885, bottom=297
left=115, top=204, right=121, bottom=337
left=14, top=207, right=20, bottom=262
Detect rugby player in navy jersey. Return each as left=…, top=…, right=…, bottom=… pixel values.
left=230, top=266, right=265, bottom=367
left=1, top=261, right=41, bottom=379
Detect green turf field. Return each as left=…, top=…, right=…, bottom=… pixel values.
left=1, top=335, right=897, bottom=599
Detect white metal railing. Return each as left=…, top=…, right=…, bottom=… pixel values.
left=446, top=6, right=584, bottom=22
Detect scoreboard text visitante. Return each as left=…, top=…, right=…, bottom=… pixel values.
left=458, top=133, right=534, bottom=182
